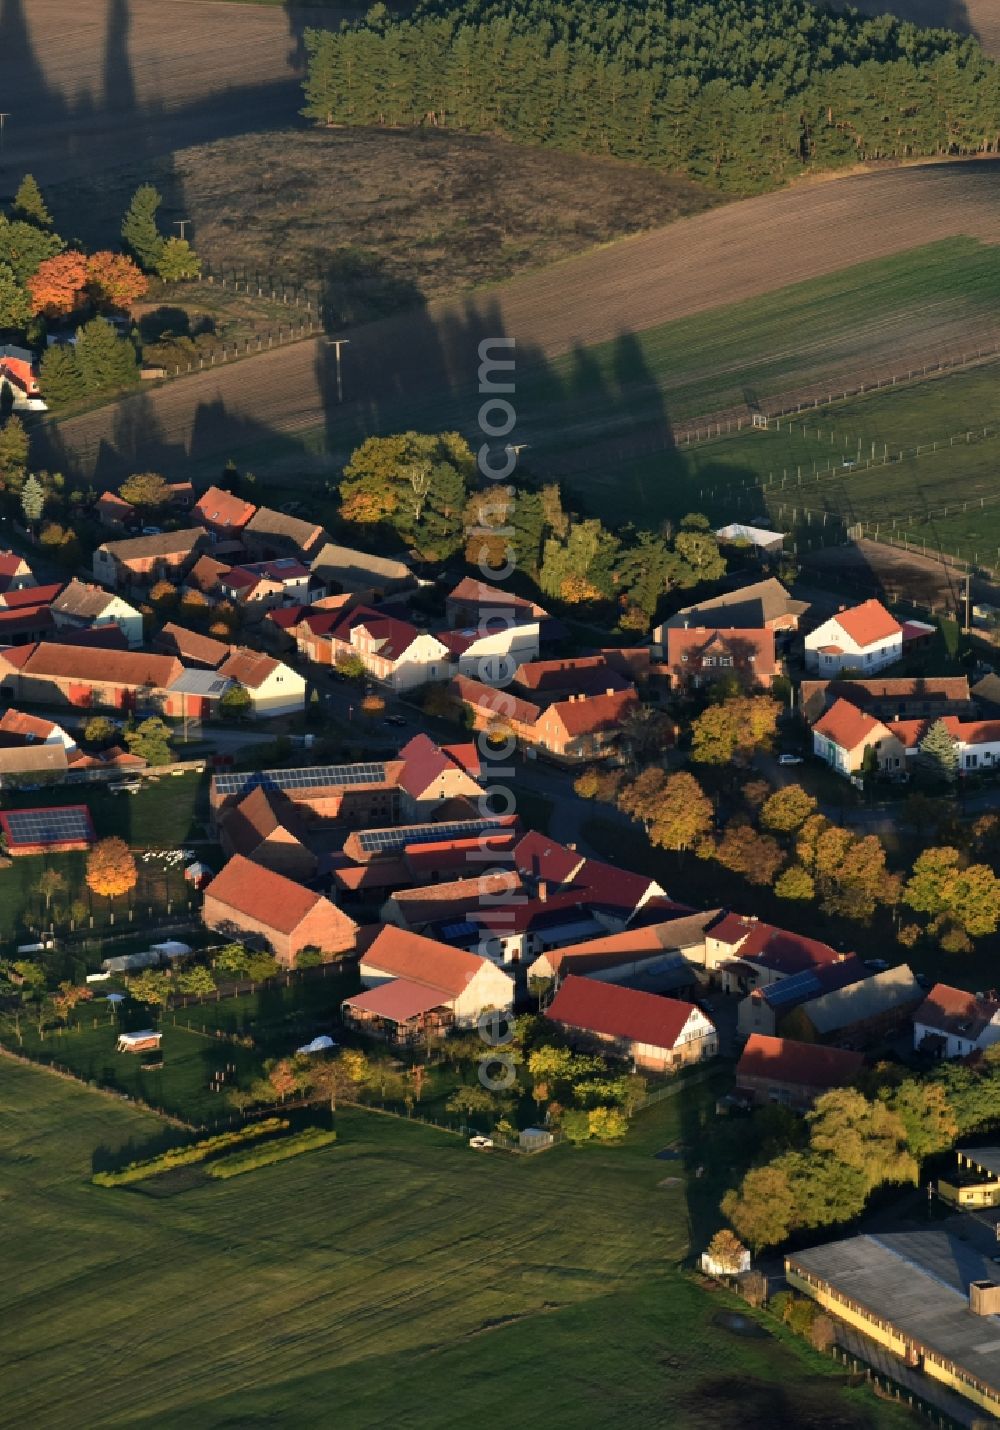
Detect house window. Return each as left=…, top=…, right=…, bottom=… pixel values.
left=865, top=652, right=873, bottom=663
left=703, top=656, right=716, bottom=667
left=966, top=754, right=978, bottom=769
left=720, top=656, right=733, bottom=667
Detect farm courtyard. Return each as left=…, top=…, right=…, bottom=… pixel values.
left=0, top=1059, right=913, bottom=1429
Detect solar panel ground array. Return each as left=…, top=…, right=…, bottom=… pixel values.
left=213, top=762, right=388, bottom=799
left=0, top=805, right=96, bottom=851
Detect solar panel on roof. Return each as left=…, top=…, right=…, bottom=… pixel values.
left=213, top=762, right=387, bottom=798
left=2, top=806, right=93, bottom=846
left=438, top=920, right=481, bottom=939
left=763, top=970, right=822, bottom=1008
left=358, top=817, right=504, bottom=856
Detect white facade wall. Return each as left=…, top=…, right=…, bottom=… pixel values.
left=913, top=1016, right=1000, bottom=1060
left=458, top=623, right=541, bottom=681
left=804, top=617, right=902, bottom=675
left=248, top=663, right=307, bottom=718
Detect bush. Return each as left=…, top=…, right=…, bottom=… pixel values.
left=92, top=1118, right=288, bottom=1185
left=206, top=1126, right=337, bottom=1179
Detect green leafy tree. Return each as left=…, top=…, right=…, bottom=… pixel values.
left=774, top=864, right=815, bottom=901
left=176, top=965, right=216, bottom=997
left=219, top=683, right=252, bottom=719
left=760, top=784, right=816, bottom=834
left=155, top=237, right=201, bottom=283
left=587, top=1105, right=628, bottom=1140
left=124, top=716, right=174, bottom=766
left=119, top=471, right=170, bottom=510
left=0, top=263, right=31, bottom=330
left=340, top=431, right=473, bottom=560
left=690, top=695, right=779, bottom=766
left=83, top=715, right=119, bottom=747
left=721, top=1162, right=796, bottom=1254
left=34, top=867, right=67, bottom=912
left=215, top=942, right=250, bottom=976
left=12, top=175, right=52, bottom=229
left=246, top=951, right=278, bottom=983
left=904, top=846, right=1000, bottom=939
left=128, top=969, right=172, bottom=1006
left=121, top=184, right=166, bottom=271
left=886, top=1080, right=958, bottom=1162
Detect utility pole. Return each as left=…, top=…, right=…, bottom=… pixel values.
left=326, top=338, right=349, bottom=403
left=965, top=570, right=971, bottom=633
left=0, top=113, right=9, bottom=156
left=173, top=219, right=192, bottom=241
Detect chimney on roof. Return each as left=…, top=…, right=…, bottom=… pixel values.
left=538, top=879, right=548, bottom=903
left=970, top=1281, right=1000, bottom=1316
left=606, top=687, right=615, bottom=696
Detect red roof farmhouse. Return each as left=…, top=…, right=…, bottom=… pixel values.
left=201, top=854, right=358, bottom=966
left=544, top=974, right=718, bottom=1071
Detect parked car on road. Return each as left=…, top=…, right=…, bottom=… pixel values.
left=778, top=754, right=804, bottom=766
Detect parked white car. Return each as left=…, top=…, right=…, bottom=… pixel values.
left=469, top=1135, right=494, bottom=1150
left=778, top=754, right=804, bottom=766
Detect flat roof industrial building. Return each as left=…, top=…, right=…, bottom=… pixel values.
left=787, top=1230, right=1000, bottom=1419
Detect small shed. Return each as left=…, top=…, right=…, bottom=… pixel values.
left=117, top=1029, right=162, bottom=1054
left=519, top=1126, right=554, bottom=1152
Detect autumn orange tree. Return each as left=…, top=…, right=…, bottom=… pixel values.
left=86, top=251, right=148, bottom=311
left=28, top=251, right=88, bottom=316
left=85, top=836, right=138, bottom=902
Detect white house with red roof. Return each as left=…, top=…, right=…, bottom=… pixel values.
left=811, top=697, right=905, bottom=777
left=804, top=598, right=903, bottom=675
left=315, top=605, right=451, bottom=690
left=437, top=619, right=540, bottom=683
left=217, top=648, right=306, bottom=717
left=912, top=983, right=1000, bottom=1059
left=396, top=732, right=483, bottom=815
left=545, top=974, right=717, bottom=1071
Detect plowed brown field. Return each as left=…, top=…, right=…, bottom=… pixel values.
left=43, top=157, right=1000, bottom=481
left=0, top=0, right=348, bottom=185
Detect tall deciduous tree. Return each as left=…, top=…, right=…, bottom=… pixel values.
left=86, top=251, right=148, bottom=312
left=119, top=471, right=170, bottom=509
left=86, top=836, right=138, bottom=901
left=760, top=784, right=816, bottom=834
left=155, top=237, right=201, bottom=283
left=0, top=415, right=28, bottom=484
left=28, top=250, right=88, bottom=317
left=647, top=770, right=714, bottom=851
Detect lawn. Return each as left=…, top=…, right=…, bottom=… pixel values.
left=0, top=1059, right=913, bottom=1429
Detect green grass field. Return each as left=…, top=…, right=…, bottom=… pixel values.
left=0, top=1059, right=913, bottom=1429
left=545, top=358, right=1000, bottom=560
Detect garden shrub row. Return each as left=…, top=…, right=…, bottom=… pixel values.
left=92, top=1117, right=289, bottom=1186
left=206, top=1126, right=337, bottom=1179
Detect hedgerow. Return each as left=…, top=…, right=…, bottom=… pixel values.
left=92, top=1118, right=289, bottom=1186
left=206, top=1126, right=337, bottom=1179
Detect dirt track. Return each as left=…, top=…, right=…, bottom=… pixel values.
left=42, top=156, right=1000, bottom=481
left=0, top=0, right=348, bottom=188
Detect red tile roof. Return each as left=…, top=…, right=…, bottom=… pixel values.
left=0, top=605, right=54, bottom=637
left=398, top=733, right=479, bottom=800
left=831, top=598, right=902, bottom=648
left=2, top=582, right=62, bottom=609
left=193, top=485, right=257, bottom=531
left=219, top=647, right=280, bottom=689
left=513, top=831, right=585, bottom=886
left=403, top=832, right=516, bottom=878
left=541, top=687, right=638, bottom=739
left=666, top=626, right=778, bottom=677
left=204, top=853, right=334, bottom=935
left=736, top=1034, right=863, bottom=1090
left=0, top=552, right=31, bottom=578
left=515, top=654, right=630, bottom=695
left=711, top=914, right=843, bottom=974
left=447, top=578, right=543, bottom=615
left=545, top=974, right=701, bottom=1050
left=0, top=709, right=66, bottom=742
left=450, top=674, right=540, bottom=727
left=343, top=978, right=451, bottom=1023
left=914, top=982, right=1000, bottom=1040
left=155, top=622, right=230, bottom=669
left=813, top=696, right=886, bottom=751
left=187, top=554, right=231, bottom=593
left=20, top=642, right=182, bottom=688
left=360, top=925, right=492, bottom=997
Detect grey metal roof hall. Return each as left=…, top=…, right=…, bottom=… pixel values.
left=789, top=1231, right=1000, bottom=1402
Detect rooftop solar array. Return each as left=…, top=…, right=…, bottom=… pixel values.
left=1, top=805, right=95, bottom=847
left=214, top=762, right=388, bottom=798
left=358, top=817, right=505, bottom=857
left=763, top=969, right=822, bottom=1008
